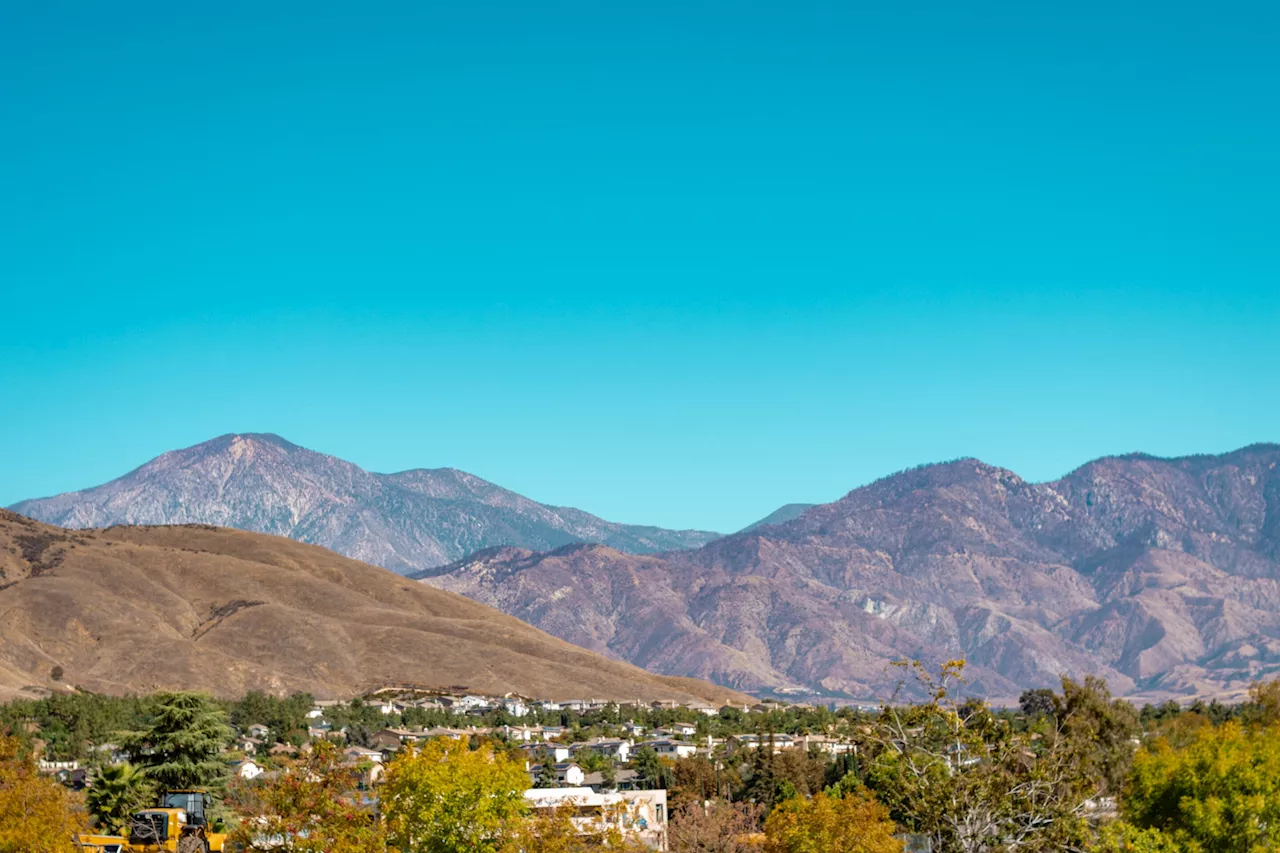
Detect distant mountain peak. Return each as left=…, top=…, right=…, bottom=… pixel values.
left=11, top=435, right=720, bottom=574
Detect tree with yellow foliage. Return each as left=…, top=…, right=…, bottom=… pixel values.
left=763, top=789, right=902, bottom=853
left=1122, top=720, right=1280, bottom=853
left=382, top=737, right=530, bottom=853
left=0, top=735, right=84, bottom=853
left=225, top=739, right=386, bottom=852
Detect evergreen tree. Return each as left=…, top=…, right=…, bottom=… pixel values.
left=125, top=692, right=232, bottom=790
left=535, top=762, right=560, bottom=788
left=599, top=762, right=618, bottom=791
left=630, top=746, right=668, bottom=789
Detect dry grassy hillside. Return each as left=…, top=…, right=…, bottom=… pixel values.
left=0, top=510, right=749, bottom=705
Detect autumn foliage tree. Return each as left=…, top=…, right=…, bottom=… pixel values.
left=669, top=799, right=764, bottom=853
left=225, top=739, right=386, bottom=852
left=382, top=737, right=530, bottom=853
left=0, top=735, right=84, bottom=853
left=763, top=789, right=901, bottom=853
left=1121, top=720, right=1280, bottom=853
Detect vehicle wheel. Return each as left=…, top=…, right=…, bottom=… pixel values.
left=176, top=835, right=206, bottom=853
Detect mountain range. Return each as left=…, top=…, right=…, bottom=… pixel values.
left=14, top=436, right=1280, bottom=702
left=0, top=509, right=747, bottom=705
left=416, top=445, right=1280, bottom=701
left=11, top=433, right=718, bottom=574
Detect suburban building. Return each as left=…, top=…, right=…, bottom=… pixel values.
left=571, top=737, right=632, bottom=763
left=525, top=787, right=668, bottom=850
left=725, top=733, right=795, bottom=754
left=643, top=739, right=697, bottom=759
left=229, top=759, right=264, bottom=780
left=530, top=762, right=586, bottom=787
left=520, top=742, right=573, bottom=763
left=583, top=768, right=641, bottom=792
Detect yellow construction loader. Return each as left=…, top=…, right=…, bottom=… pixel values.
left=76, top=790, right=227, bottom=853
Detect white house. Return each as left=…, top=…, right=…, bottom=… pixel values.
left=246, top=723, right=271, bottom=739
left=725, top=733, right=795, bottom=754
left=502, top=699, right=532, bottom=718
left=503, top=725, right=543, bottom=742
left=521, top=742, right=572, bottom=763
left=531, top=762, right=586, bottom=787
left=670, top=722, right=698, bottom=738
left=643, top=739, right=697, bottom=759
left=572, top=738, right=632, bottom=763
left=230, top=759, right=264, bottom=780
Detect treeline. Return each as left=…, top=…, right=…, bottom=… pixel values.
left=8, top=669, right=1280, bottom=851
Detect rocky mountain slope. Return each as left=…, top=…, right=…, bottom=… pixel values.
left=418, top=445, right=1280, bottom=701
left=10, top=434, right=718, bottom=574
left=0, top=510, right=748, bottom=704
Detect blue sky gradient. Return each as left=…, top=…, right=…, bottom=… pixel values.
left=2, top=0, right=1277, bottom=531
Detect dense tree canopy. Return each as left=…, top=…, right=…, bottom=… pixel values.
left=226, top=740, right=386, bottom=853
left=382, top=738, right=530, bottom=853
left=763, top=790, right=901, bottom=853
left=1123, top=720, right=1280, bottom=853
left=0, top=735, right=83, bottom=853
left=125, top=692, right=233, bottom=790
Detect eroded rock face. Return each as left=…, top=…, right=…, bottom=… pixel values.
left=11, top=433, right=720, bottom=574
left=421, top=446, right=1280, bottom=701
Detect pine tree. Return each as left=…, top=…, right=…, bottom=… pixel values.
left=535, top=762, right=560, bottom=788
left=125, top=692, right=232, bottom=790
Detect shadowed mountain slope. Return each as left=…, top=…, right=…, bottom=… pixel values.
left=0, top=510, right=749, bottom=705
left=419, top=446, right=1280, bottom=701
left=11, top=434, right=719, bottom=574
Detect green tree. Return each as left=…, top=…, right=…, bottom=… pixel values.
left=1054, top=675, right=1139, bottom=795
left=383, top=737, right=530, bottom=853
left=1019, top=688, right=1057, bottom=720
left=763, top=789, right=902, bottom=853
left=534, top=762, right=560, bottom=789
left=599, top=762, right=618, bottom=791
left=86, top=762, right=153, bottom=835
left=1123, top=720, right=1280, bottom=853
left=1092, top=822, right=1184, bottom=853
left=125, top=692, right=233, bottom=790
left=630, top=746, right=669, bottom=789
left=1243, top=678, right=1280, bottom=726
left=863, top=661, right=1093, bottom=853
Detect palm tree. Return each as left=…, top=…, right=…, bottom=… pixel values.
left=87, top=762, right=153, bottom=834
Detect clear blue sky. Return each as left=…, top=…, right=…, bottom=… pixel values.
left=2, top=0, right=1277, bottom=532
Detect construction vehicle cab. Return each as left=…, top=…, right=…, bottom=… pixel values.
left=159, top=790, right=213, bottom=827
